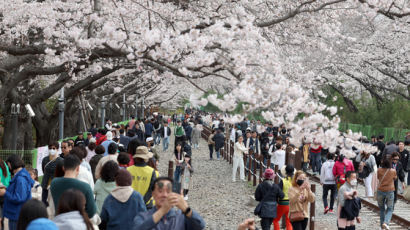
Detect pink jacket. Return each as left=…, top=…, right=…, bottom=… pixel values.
left=332, top=158, right=355, bottom=177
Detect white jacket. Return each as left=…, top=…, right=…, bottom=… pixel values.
left=54, top=211, right=87, bottom=230
left=234, top=142, right=248, bottom=157
left=320, top=160, right=335, bottom=184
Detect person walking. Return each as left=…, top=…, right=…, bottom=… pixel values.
left=127, top=146, right=157, bottom=209
left=212, top=129, right=225, bottom=160
left=232, top=136, right=248, bottom=182
left=273, top=165, right=294, bottom=230
left=208, top=129, right=216, bottom=160
left=376, top=155, right=396, bottom=230
left=390, top=152, right=405, bottom=204
left=333, top=154, right=355, bottom=190
left=254, top=168, right=284, bottom=230
left=355, top=149, right=377, bottom=197
left=159, top=121, right=171, bottom=152
left=41, top=141, right=63, bottom=205
left=337, top=171, right=361, bottom=230
left=192, top=123, right=202, bottom=149
left=181, top=155, right=194, bottom=201
left=94, top=161, right=118, bottom=214
left=288, top=170, right=315, bottom=230
left=309, top=141, right=322, bottom=175
left=1, top=155, right=34, bottom=230
left=320, top=153, right=337, bottom=214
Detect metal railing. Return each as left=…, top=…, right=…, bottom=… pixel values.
left=0, top=149, right=37, bottom=168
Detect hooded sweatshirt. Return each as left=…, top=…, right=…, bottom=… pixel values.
left=53, top=211, right=87, bottom=230
left=94, top=179, right=116, bottom=214
left=3, top=168, right=34, bottom=220
left=100, top=186, right=147, bottom=230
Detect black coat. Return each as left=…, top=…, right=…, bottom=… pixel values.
left=158, top=126, right=171, bottom=138
left=212, top=133, right=225, bottom=150
left=255, top=180, right=284, bottom=218
left=341, top=197, right=361, bottom=220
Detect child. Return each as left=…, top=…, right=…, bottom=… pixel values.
left=28, top=167, right=42, bottom=201
left=117, top=152, right=130, bottom=169
left=181, top=154, right=194, bottom=201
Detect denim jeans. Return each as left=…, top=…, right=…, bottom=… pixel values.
left=216, top=149, right=221, bottom=159
left=162, top=136, right=169, bottom=151
left=208, top=144, right=214, bottom=159
left=9, top=219, right=17, bottom=230
left=322, top=184, right=337, bottom=210
left=154, top=133, right=161, bottom=145
left=310, top=153, right=322, bottom=174
left=173, top=166, right=182, bottom=193
left=377, top=190, right=394, bottom=227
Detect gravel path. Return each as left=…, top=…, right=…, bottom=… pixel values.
left=156, top=135, right=395, bottom=230
left=157, top=135, right=258, bottom=229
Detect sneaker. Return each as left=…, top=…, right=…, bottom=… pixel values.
left=382, top=223, right=389, bottom=230
left=241, top=179, right=247, bottom=182
left=324, top=207, right=329, bottom=214
left=184, top=195, right=188, bottom=201
left=232, top=179, right=236, bottom=182
left=328, top=209, right=334, bottom=214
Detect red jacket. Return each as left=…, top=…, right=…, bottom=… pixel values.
left=332, top=158, right=355, bottom=177
left=96, top=135, right=107, bottom=146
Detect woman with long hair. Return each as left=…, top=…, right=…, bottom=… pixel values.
left=376, top=155, right=397, bottom=230
left=53, top=189, right=94, bottom=230
left=17, top=199, right=48, bottom=230
left=288, top=170, right=315, bottom=230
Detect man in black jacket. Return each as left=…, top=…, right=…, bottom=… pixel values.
left=212, top=129, right=225, bottom=160
left=391, top=152, right=405, bottom=204
left=158, top=121, right=171, bottom=152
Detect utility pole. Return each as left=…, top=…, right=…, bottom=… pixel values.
left=101, top=96, right=106, bottom=128
left=58, top=88, right=65, bottom=141
left=122, top=93, right=126, bottom=121
left=11, top=103, right=20, bottom=151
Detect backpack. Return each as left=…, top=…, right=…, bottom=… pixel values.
left=323, top=162, right=335, bottom=183
left=358, top=161, right=372, bottom=179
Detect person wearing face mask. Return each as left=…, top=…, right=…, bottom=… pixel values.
left=337, top=171, right=361, bottom=230
left=288, top=170, right=315, bottom=230
left=41, top=141, right=64, bottom=206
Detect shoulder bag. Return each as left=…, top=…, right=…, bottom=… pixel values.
left=374, top=168, right=389, bottom=201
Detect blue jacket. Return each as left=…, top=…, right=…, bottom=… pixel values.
left=133, top=207, right=205, bottom=230
left=100, top=190, right=146, bottom=230
left=145, top=123, right=153, bottom=136
left=101, top=140, right=116, bottom=156
left=184, top=126, right=193, bottom=138
left=3, top=168, right=34, bottom=220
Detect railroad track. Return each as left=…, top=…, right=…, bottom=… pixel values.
left=306, top=172, right=410, bottom=229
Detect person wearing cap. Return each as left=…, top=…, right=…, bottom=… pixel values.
left=127, top=146, right=157, bottom=209
left=74, top=132, right=85, bottom=147
left=254, top=168, right=284, bottom=230
left=100, top=169, right=146, bottom=229
left=273, top=165, right=295, bottom=230
left=133, top=177, right=206, bottom=230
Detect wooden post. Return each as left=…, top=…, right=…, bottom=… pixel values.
left=274, top=164, right=279, bottom=184
left=168, top=160, right=174, bottom=179
left=267, top=159, right=271, bottom=169
left=310, top=184, right=316, bottom=230
left=247, top=154, right=251, bottom=181
left=259, top=157, right=263, bottom=184
left=253, top=156, right=257, bottom=186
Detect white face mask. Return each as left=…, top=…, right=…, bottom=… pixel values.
left=350, top=179, right=357, bottom=186
left=268, top=137, right=273, bottom=141
left=49, top=149, right=57, bottom=156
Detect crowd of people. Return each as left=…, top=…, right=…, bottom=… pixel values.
left=204, top=114, right=410, bottom=230
left=0, top=108, right=409, bottom=230
left=0, top=113, right=206, bottom=230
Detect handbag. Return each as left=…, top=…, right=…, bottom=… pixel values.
left=254, top=202, right=262, bottom=215
left=336, top=164, right=346, bottom=185
left=374, top=168, right=389, bottom=201
left=289, top=211, right=305, bottom=222
left=403, top=186, right=410, bottom=201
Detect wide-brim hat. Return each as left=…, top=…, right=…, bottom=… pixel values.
left=280, top=165, right=296, bottom=177
left=133, top=146, right=153, bottom=160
